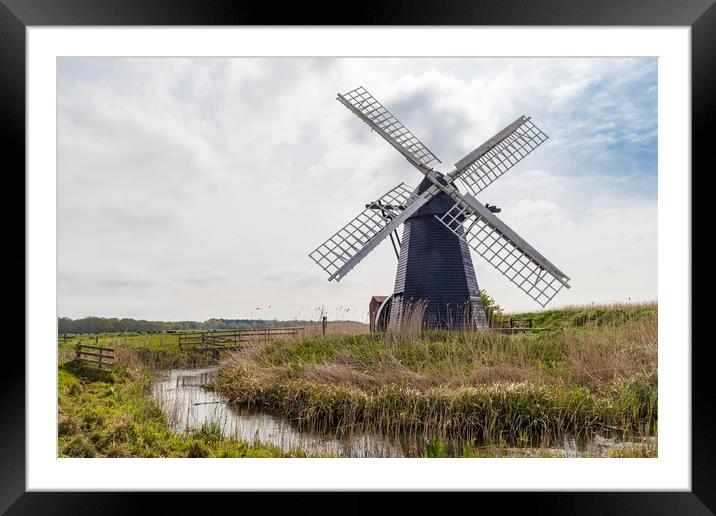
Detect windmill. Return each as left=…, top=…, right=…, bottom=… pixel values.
left=309, top=86, right=571, bottom=331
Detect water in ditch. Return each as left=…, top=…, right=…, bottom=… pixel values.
left=152, top=366, right=407, bottom=457
left=152, top=366, right=654, bottom=458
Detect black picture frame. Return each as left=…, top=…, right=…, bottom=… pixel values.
left=2, top=1, right=708, bottom=513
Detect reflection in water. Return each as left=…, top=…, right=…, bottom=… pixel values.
left=152, top=367, right=404, bottom=457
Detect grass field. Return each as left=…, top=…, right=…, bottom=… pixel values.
left=58, top=302, right=657, bottom=458
left=58, top=320, right=369, bottom=367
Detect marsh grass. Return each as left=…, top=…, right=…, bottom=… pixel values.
left=57, top=302, right=657, bottom=457
left=392, top=299, right=428, bottom=337
left=215, top=303, right=657, bottom=451
left=57, top=358, right=315, bottom=458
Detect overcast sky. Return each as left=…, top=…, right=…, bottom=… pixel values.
left=57, top=57, right=657, bottom=322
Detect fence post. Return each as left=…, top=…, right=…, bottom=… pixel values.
left=322, top=316, right=327, bottom=336
left=75, top=342, right=80, bottom=361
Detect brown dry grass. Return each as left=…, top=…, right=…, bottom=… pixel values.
left=214, top=303, right=658, bottom=446
left=302, top=320, right=369, bottom=337
left=221, top=316, right=655, bottom=392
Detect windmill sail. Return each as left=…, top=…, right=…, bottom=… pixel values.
left=314, top=84, right=570, bottom=312
left=436, top=193, right=570, bottom=307
left=337, top=86, right=441, bottom=171
left=309, top=182, right=429, bottom=282
left=448, top=117, right=548, bottom=196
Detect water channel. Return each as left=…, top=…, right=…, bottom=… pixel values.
left=152, top=366, right=653, bottom=458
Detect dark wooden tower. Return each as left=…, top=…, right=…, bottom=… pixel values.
left=387, top=176, right=488, bottom=331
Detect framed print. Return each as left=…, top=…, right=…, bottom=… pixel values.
left=3, top=0, right=710, bottom=513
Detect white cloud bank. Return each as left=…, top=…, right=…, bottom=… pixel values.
left=57, top=57, right=657, bottom=321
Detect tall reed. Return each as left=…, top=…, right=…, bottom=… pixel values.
left=214, top=306, right=657, bottom=448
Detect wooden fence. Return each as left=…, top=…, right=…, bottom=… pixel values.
left=74, top=343, right=114, bottom=372
left=178, top=327, right=304, bottom=349
left=490, top=317, right=545, bottom=333
left=500, top=318, right=533, bottom=328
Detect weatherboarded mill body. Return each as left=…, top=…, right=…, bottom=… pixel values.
left=311, top=87, right=571, bottom=332
left=388, top=176, right=487, bottom=331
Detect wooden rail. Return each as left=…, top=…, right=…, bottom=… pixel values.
left=178, top=327, right=304, bottom=349
left=493, top=327, right=545, bottom=334
left=490, top=318, right=545, bottom=333
left=490, top=317, right=533, bottom=328
left=74, top=343, right=114, bottom=371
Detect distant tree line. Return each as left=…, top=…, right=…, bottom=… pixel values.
left=57, top=316, right=316, bottom=334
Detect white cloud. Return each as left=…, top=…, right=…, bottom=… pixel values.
left=57, top=57, right=657, bottom=321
